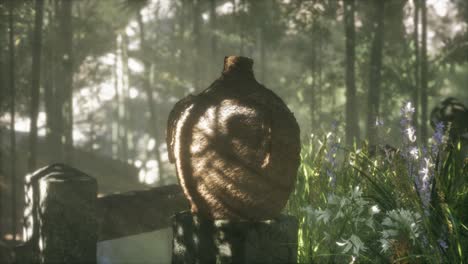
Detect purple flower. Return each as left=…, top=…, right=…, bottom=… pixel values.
left=438, top=239, right=448, bottom=250
left=418, top=157, right=434, bottom=214
left=433, top=122, right=444, bottom=144
left=413, top=122, right=446, bottom=215
left=325, top=121, right=339, bottom=189
left=431, top=122, right=445, bottom=157
left=400, top=101, right=418, bottom=179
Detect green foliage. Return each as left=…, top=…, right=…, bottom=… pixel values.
left=379, top=209, right=422, bottom=254
left=287, top=132, right=468, bottom=263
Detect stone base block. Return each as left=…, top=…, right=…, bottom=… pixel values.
left=172, top=211, right=297, bottom=264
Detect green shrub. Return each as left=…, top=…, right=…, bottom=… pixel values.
left=287, top=102, right=468, bottom=263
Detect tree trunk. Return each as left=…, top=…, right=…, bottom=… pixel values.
left=137, top=11, right=165, bottom=183
left=177, top=0, right=187, bottom=78
left=412, top=0, right=420, bottom=141
left=60, top=0, right=74, bottom=164
left=0, top=0, right=7, bottom=234
left=239, top=0, right=245, bottom=55
left=112, top=35, right=120, bottom=159
left=8, top=0, right=17, bottom=241
left=366, top=0, right=385, bottom=146
left=0, top=0, right=5, bottom=238
left=43, top=5, right=56, bottom=158
left=47, top=2, right=63, bottom=162
left=121, top=33, right=130, bottom=163
left=48, top=0, right=74, bottom=163
left=309, top=20, right=318, bottom=132
left=251, top=1, right=267, bottom=84
left=28, top=0, right=45, bottom=172
left=420, top=0, right=428, bottom=143
left=316, top=22, right=323, bottom=128
left=44, top=48, right=56, bottom=154
left=344, top=0, right=359, bottom=145
left=193, top=0, right=201, bottom=91
left=210, top=0, right=217, bottom=77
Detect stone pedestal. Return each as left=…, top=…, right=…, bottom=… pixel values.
left=172, top=211, right=298, bottom=264
left=21, top=164, right=97, bottom=264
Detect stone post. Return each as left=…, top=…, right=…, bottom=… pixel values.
left=172, top=211, right=298, bottom=264
left=20, top=164, right=97, bottom=263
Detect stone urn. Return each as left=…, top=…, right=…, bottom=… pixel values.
left=166, top=56, right=300, bottom=220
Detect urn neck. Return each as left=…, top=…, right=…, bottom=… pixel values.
left=222, top=56, right=255, bottom=79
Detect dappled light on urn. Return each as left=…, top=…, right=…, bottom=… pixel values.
left=167, top=56, right=300, bottom=221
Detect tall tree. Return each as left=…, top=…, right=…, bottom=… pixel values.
left=0, top=0, right=5, bottom=237
left=28, top=0, right=45, bottom=171
left=344, top=0, right=359, bottom=145
left=121, top=33, right=130, bottom=162
left=8, top=0, right=17, bottom=241
left=112, top=35, right=120, bottom=159
left=44, top=3, right=58, bottom=161
left=60, top=0, right=74, bottom=163
left=412, top=0, right=420, bottom=141
left=314, top=20, right=324, bottom=130
left=310, top=19, right=319, bottom=131
left=260, top=23, right=267, bottom=83
left=366, top=0, right=385, bottom=146
left=46, top=0, right=74, bottom=163
left=176, top=0, right=187, bottom=78
left=112, top=33, right=129, bottom=162
left=238, top=0, right=245, bottom=55
left=137, top=10, right=165, bottom=182
left=250, top=0, right=268, bottom=83
left=192, top=0, right=201, bottom=90
left=210, top=0, right=217, bottom=77
left=420, top=0, right=428, bottom=143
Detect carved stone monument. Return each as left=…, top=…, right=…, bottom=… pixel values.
left=167, top=56, right=301, bottom=263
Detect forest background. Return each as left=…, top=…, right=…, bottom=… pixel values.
left=0, top=0, right=467, bottom=262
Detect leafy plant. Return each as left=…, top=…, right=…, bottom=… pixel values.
left=287, top=102, right=468, bottom=263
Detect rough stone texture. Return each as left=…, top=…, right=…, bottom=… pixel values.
left=167, top=56, right=301, bottom=220
left=172, top=211, right=298, bottom=264
left=21, top=164, right=97, bottom=263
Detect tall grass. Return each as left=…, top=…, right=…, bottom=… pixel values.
left=286, top=103, right=468, bottom=263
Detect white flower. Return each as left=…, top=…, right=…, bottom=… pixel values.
left=419, top=167, right=429, bottom=180
left=336, top=241, right=347, bottom=247
left=406, top=127, right=417, bottom=142
left=403, top=102, right=415, bottom=114
left=371, top=205, right=381, bottom=214
left=375, top=117, right=384, bottom=127
left=409, top=147, right=419, bottom=159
